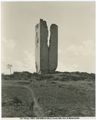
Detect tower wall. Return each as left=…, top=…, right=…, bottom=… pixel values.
left=49, top=24, right=58, bottom=72
left=35, top=19, right=49, bottom=74
left=40, top=19, right=49, bottom=73
left=35, top=24, right=40, bottom=73
left=35, top=19, right=58, bottom=74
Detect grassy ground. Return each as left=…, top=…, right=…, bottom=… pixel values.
left=2, top=83, right=35, bottom=117
left=30, top=79, right=95, bottom=117
left=2, top=72, right=95, bottom=117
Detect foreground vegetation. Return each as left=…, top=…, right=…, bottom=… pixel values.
left=2, top=71, right=95, bottom=81
left=30, top=80, right=95, bottom=117
left=2, top=85, right=35, bottom=117
left=2, top=71, right=95, bottom=117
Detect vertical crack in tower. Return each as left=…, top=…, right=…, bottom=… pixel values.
left=35, top=19, right=58, bottom=74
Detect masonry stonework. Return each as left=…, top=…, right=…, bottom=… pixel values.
left=40, top=19, right=49, bottom=73
left=35, top=19, right=58, bottom=74
left=49, top=24, right=58, bottom=72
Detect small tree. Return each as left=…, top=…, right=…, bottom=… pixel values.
left=7, top=64, right=12, bottom=74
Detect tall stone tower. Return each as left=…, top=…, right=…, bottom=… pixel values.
left=35, top=19, right=58, bottom=74
left=49, top=24, right=58, bottom=72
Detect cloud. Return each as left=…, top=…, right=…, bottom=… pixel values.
left=57, top=64, right=78, bottom=72
left=64, top=40, right=94, bottom=56
left=1, top=38, right=17, bottom=73
left=2, top=38, right=36, bottom=73
left=23, top=50, right=35, bottom=72
left=11, top=51, right=35, bottom=73
left=57, top=40, right=95, bottom=72
left=2, top=38, right=16, bottom=50
left=2, top=38, right=16, bottom=61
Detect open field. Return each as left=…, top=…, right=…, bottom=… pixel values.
left=2, top=72, right=95, bottom=117
left=30, top=80, right=95, bottom=117
left=2, top=81, right=35, bottom=117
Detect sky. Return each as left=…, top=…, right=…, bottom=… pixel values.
left=1, top=1, right=95, bottom=74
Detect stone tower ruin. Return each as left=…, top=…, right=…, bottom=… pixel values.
left=35, top=19, right=58, bottom=74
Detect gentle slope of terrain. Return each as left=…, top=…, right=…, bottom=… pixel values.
left=2, top=71, right=95, bottom=117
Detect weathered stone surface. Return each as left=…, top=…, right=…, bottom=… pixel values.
left=35, top=23, right=40, bottom=73
left=40, top=19, right=49, bottom=73
left=35, top=19, right=49, bottom=74
left=35, top=19, right=58, bottom=74
left=49, top=24, right=58, bottom=72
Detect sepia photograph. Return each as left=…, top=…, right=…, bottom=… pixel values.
left=1, top=0, right=95, bottom=119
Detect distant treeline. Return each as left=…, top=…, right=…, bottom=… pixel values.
left=2, top=71, right=95, bottom=81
